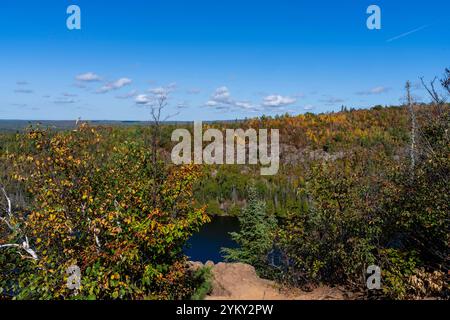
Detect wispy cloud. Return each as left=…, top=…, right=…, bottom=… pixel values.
left=356, top=86, right=390, bottom=95
left=134, top=84, right=176, bottom=106
left=176, top=101, right=189, bottom=109
left=319, top=96, right=345, bottom=106
left=96, top=78, right=132, bottom=93
left=16, top=81, right=29, bottom=85
left=75, top=72, right=101, bottom=82
left=205, top=86, right=231, bottom=108
left=53, top=98, right=77, bottom=104
left=211, top=86, right=231, bottom=103
left=387, top=24, right=429, bottom=42
left=205, top=100, right=218, bottom=107
left=205, top=86, right=260, bottom=111
left=235, top=101, right=258, bottom=111
left=262, top=95, right=296, bottom=108
left=14, top=89, right=33, bottom=94
left=62, top=92, right=78, bottom=97
left=204, top=87, right=297, bottom=112
left=145, top=83, right=176, bottom=98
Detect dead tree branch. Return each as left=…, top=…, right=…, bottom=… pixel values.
left=441, top=68, right=450, bottom=95
left=0, top=185, right=38, bottom=260
left=420, top=76, right=446, bottom=105
left=405, top=81, right=416, bottom=174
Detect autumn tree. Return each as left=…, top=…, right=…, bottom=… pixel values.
left=0, top=124, right=208, bottom=299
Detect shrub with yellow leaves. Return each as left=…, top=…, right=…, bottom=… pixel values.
left=0, top=124, right=209, bottom=299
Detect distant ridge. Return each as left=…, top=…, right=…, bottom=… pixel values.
left=0, top=119, right=246, bottom=132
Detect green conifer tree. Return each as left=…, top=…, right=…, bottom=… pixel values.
left=222, top=185, right=277, bottom=271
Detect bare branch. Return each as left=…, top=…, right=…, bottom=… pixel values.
left=1, top=186, right=13, bottom=219
left=162, top=111, right=180, bottom=122
left=22, top=236, right=38, bottom=260
left=0, top=216, right=14, bottom=231
left=405, top=81, right=417, bottom=174
left=0, top=185, right=38, bottom=260
left=420, top=76, right=446, bottom=105
left=441, top=68, right=450, bottom=95
left=0, top=243, right=20, bottom=249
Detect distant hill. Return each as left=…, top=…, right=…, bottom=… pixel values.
left=0, top=119, right=245, bottom=132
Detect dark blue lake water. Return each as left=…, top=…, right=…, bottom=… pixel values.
left=184, top=216, right=239, bottom=263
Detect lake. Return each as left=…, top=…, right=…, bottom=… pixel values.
left=184, top=216, right=240, bottom=263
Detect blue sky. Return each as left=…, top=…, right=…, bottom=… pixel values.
left=0, top=0, right=449, bottom=121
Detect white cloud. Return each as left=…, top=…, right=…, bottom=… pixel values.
left=204, top=86, right=231, bottom=107
left=177, top=101, right=189, bottom=109
left=205, top=100, right=218, bottom=107
left=262, top=95, right=296, bottom=107
left=97, top=78, right=132, bottom=93
left=370, top=86, right=389, bottom=94
left=319, top=96, right=345, bottom=105
left=148, top=87, right=167, bottom=95
left=356, top=86, right=390, bottom=95
left=234, top=101, right=257, bottom=110
left=134, top=84, right=175, bottom=106
left=75, top=72, right=101, bottom=82
left=212, top=86, right=231, bottom=102
left=135, top=94, right=152, bottom=105
left=147, top=83, right=176, bottom=98
left=54, top=98, right=77, bottom=104
left=204, top=86, right=260, bottom=111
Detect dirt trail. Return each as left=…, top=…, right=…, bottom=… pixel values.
left=201, top=262, right=348, bottom=300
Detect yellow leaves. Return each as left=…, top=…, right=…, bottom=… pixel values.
left=12, top=173, right=25, bottom=181
left=107, top=212, right=116, bottom=221
left=306, top=129, right=318, bottom=144
left=111, top=273, right=120, bottom=280
left=124, top=217, right=132, bottom=225
left=4, top=124, right=210, bottom=299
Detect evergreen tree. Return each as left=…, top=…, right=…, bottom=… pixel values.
left=222, top=185, right=277, bottom=271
